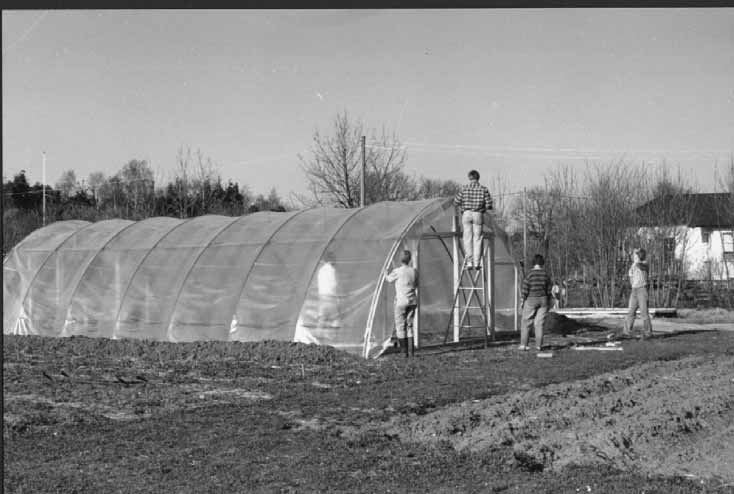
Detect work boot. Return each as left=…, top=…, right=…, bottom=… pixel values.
left=399, top=338, right=409, bottom=357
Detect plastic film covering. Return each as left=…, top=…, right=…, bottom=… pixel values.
left=368, top=209, right=520, bottom=357
left=492, top=229, right=521, bottom=330
left=365, top=199, right=456, bottom=356
left=292, top=199, right=454, bottom=357
left=65, top=217, right=183, bottom=339
left=114, top=215, right=240, bottom=341
left=3, top=199, right=521, bottom=358
left=414, top=236, right=455, bottom=344
left=3, top=220, right=90, bottom=335
left=294, top=200, right=441, bottom=354
left=232, top=208, right=356, bottom=342
left=34, top=220, right=136, bottom=337
left=170, top=211, right=301, bottom=342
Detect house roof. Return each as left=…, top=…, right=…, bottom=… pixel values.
left=635, top=193, right=734, bottom=228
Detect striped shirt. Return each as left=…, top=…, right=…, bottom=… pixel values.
left=629, top=261, right=649, bottom=289
left=454, top=181, right=493, bottom=213
left=521, top=267, right=551, bottom=300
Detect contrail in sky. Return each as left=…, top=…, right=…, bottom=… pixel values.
left=3, top=11, right=48, bottom=56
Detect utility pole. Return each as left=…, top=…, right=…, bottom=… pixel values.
left=360, top=136, right=366, bottom=208
left=42, top=151, right=46, bottom=226
left=522, top=187, right=527, bottom=268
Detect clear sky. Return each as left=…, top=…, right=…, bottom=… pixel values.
left=3, top=9, right=734, bottom=200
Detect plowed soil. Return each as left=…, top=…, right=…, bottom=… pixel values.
left=4, top=321, right=734, bottom=493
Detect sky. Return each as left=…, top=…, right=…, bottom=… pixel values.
left=3, top=9, right=734, bottom=202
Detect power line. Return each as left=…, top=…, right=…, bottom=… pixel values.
left=367, top=139, right=732, bottom=159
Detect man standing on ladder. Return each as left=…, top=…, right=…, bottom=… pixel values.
left=454, top=170, right=493, bottom=269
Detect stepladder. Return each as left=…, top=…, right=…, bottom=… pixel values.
left=444, top=233, right=493, bottom=347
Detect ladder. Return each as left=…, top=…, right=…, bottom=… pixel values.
left=444, top=236, right=490, bottom=348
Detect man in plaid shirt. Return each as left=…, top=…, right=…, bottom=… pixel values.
left=454, top=170, right=493, bottom=268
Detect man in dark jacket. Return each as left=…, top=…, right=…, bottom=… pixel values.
left=520, top=254, right=552, bottom=351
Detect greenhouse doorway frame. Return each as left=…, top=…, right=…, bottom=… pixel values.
left=414, top=213, right=519, bottom=351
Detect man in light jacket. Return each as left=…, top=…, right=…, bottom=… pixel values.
left=622, top=248, right=653, bottom=339
left=386, top=250, right=418, bottom=357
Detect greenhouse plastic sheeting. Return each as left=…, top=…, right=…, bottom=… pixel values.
left=3, top=198, right=520, bottom=357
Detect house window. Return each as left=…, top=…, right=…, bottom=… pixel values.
left=701, top=229, right=711, bottom=244
left=724, top=231, right=734, bottom=253
left=663, top=237, right=676, bottom=265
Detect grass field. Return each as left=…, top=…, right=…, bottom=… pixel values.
left=3, top=317, right=734, bottom=493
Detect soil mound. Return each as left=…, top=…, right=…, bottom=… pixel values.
left=3, top=335, right=360, bottom=367
left=392, top=354, right=734, bottom=483
left=543, top=312, right=588, bottom=335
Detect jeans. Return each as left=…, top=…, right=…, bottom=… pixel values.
left=394, top=303, right=416, bottom=339
left=521, top=296, right=548, bottom=348
left=623, top=287, right=652, bottom=335
left=461, top=211, right=484, bottom=265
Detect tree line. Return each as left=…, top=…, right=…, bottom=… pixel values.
left=4, top=110, right=733, bottom=308
left=2, top=113, right=463, bottom=256
left=507, top=159, right=734, bottom=308
left=2, top=147, right=289, bottom=255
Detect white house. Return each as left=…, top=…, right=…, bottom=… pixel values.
left=635, top=193, right=734, bottom=281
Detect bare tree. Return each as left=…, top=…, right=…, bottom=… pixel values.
left=250, top=187, right=287, bottom=213
left=190, top=149, right=223, bottom=214
left=411, top=177, right=462, bottom=200
left=484, top=171, right=511, bottom=231
left=168, top=147, right=197, bottom=219
left=299, top=111, right=410, bottom=208
left=544, top=164, right=581, bottom=283
left=507, top=168, right=568, bottom=277
left=630, top=164, right=698, bottom=307
left=56, top=169, right=78, bottom=199
left=574, top=160, right=649, bottom=307
left=713, top=155, right=734, bottom=296
left=87, top=172, right=106, bottom=209
left=98, top=175, right=125, bottom=218
left=119, top=159, right=155, bottom=219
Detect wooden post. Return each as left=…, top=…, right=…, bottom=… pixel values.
left=360, top=136, right=366, bottom=208
left=522, top=187, right=527, bottom=267
left=486, top=231, right=496, bottom=344
left=412, top=241, right=420, bottom=350
left=55, top=253, right=62, bottom=336
left=42, top=151, right=47, bottom=227
left=113, top=257, right=120, bottom=339
left=452, top=214, right=460, bottom=343
left=55, top=254, right=61, bottom=307
left=514, top=264, right=519, bottom=331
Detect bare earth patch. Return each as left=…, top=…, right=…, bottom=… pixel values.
left=391, top=354, right=734, bottom=483
left=4, top=328, right=734, bottom=493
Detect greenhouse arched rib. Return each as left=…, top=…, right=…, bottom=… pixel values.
left=226, top=209, right=311, bottom=338
left=15, top=221, right=94, bottom=334
left=54, top=220, right=136, bottom=336
left=163, top=215, right=244, bottom=341
left=287, top=206, right=366, bottom=338
left=109, top=217, right=193, bottom=338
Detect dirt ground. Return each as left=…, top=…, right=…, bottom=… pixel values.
left=4, top=315, right=734, bottom=493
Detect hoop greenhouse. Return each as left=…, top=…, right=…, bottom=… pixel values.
left=3, top=198, right=520, bottom=358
